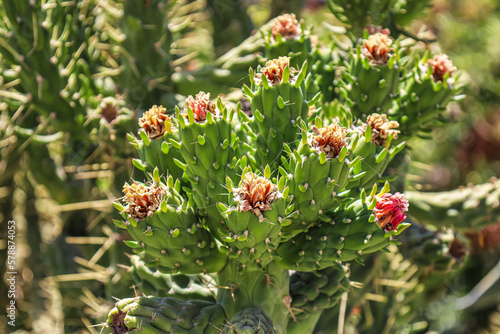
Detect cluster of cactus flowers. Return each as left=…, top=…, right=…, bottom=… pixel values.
left=105, top=13, right=466, bottom=334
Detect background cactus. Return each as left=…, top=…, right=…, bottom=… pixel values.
left=2, top=1, right=500, bottom=333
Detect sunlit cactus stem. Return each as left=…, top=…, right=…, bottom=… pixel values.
left=176, top=92, right=241, bottom=240
left=395, top=53, right=463, bottom=140
left=339, top=33, right=403, bottom=120
left=243, top=56, right=309, bottom=169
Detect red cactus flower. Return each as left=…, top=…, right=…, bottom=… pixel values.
left=374, top=192, right=408, bottom=232
left=428, top=54, right=457, bottom=82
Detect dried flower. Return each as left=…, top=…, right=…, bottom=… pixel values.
left=100, top=101, right=119, bottom=124
left=428, top=54, right=457, bottom=82
left=364, top=113, right=400, bottom=146
left=122, top=181, right=166, bottom=221
left=309, top=123, right=348, bottom=159
left=139, top=105, right=171, bottom=139
left=374, top=192, right=408, bottom=232
left=184, top=92, right=215, bottom=122
left=361, top=33, right=393, bottom=64
left=271, top=14, right=302, bottom=41
left=260, top=57, right=296, bottom=85
left=234, top=172, right=281, bottom=218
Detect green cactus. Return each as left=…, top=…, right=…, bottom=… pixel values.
left=263, top=14, right=313, bottom=69
left=106, top=296, right=225, bottom=334
left=338, top=34, right=404, bottom=119
left=128, top=255, right=215, bottom=301
left=105, top=47, right=418, bottom=331
left=394, top=54, right=464, bottom=140
left=406, top=179, right=500, bottom=231
left=276, top=190, right=410, bottom=270
left=326, top=0, right=432, bottom=34
left=99, top=4, right=483, bottom=331
left=222, top=307, right=276, bottom=334
left=288, top=264, right=350, bottom=325
left=114, top=173, right=227, bottom=274
left=243, top=57, right=310, bottom=169
left=399, top=223, right=468, bottom=273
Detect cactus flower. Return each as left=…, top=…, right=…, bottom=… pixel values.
left=271, top=13, right=301, bottom=41
left=364, top=113, right=400, bottom=146
left=260, top=57, right=296, bottom=85
left=310, top=123, right=348, bottom=159
left=234, top=172, right=281, bottom=218
left=139, top=105, right=171, bottom=139
left=428, top=54, right=457, bottom=82
left=374, top=192, right=408, bottom=231
left=361, top=33, right=393, bottom=64
left=122, top=181, right=165, bottom=220
left=184, top=92, right=215, bottom=122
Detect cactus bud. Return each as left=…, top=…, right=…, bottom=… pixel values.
left=235, top=172, right=282, bottom=217
left=361, top=33, right=393, bottom=65
left=427, top=54, right=457, bottom=82
left=362, top=113, right=400, bottom=146
left=122, top=181, right=166, bottom=221
left=184, top=92, right=216, bottom=122
left=259, top=57, right=297, bottom=85
left=365, top=25, right=391, bottom=36
left=374, top=192, right=408, bottom=232
left=309, top=123, right=348, bottom=159
left=138, top=105, right=172, bottom=139
left=271, top=13, right=301, bottom=41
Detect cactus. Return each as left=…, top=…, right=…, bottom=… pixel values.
left=287, top=263, right=351, bottom=333
left=127, top=255, right=215, bottom=301
left=394, top=53, right=463, bottom=140
left=3, top=4, right=468, bottom=333
left=3, top=1, right=500, bottom=333
left=406, top=179, right=500, bottom=231
left=115, top=175, right=227, bottom=274
left=222, top=307, right=276, bottom=334
left=103, top=6, right=471, bottom=326
left=107, top=296, right=225, bottom=334
left=338, top=33, right=404, bottom=120
left=105, top=47, right=419, bottom=332
left=326, top=0, right=433, bottom=34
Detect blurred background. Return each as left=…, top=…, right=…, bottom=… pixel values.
left=0, top=0, right=500, bottom=333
